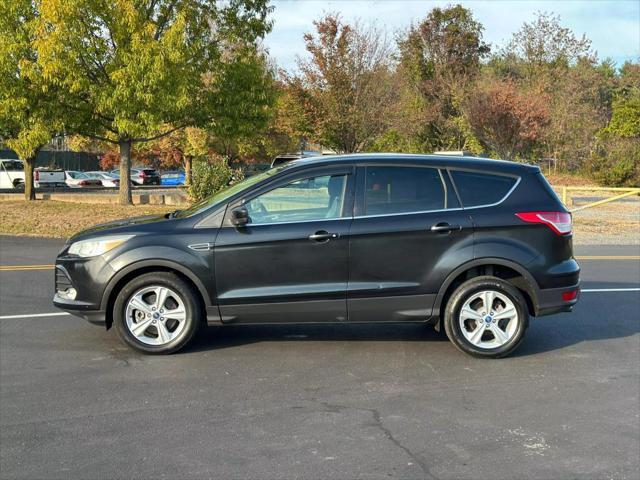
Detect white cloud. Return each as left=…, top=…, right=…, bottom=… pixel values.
left=265, top=0, right=640, bottom=70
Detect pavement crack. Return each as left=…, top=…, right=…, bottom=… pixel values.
left=319, top=402, right=437, bottom=480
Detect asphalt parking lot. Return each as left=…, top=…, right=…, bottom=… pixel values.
left=0, top=236, right=638, bottom=480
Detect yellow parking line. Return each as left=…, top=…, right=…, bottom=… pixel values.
left=0, top=265, right=55, bottom=271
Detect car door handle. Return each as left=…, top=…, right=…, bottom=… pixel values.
left=309, top=231, right=339, bottom=242
left=430, top=222, right=461, bottom=233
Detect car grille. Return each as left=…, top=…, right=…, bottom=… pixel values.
left=55, top=267, right=74, bottom=292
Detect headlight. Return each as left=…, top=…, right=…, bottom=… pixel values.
left=68, top=235, right=134, bottom=257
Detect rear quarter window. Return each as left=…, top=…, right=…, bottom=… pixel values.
left=450, top=170, right=518, bottom=207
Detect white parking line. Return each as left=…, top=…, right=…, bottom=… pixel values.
left=0, top=312, right=71, bottom=320
left=581, top=288, right=640, bottom=292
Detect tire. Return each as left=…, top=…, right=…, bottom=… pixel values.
left=113, top=272, right=202, bottom=354
left=443, top=276, right=529, bottom=358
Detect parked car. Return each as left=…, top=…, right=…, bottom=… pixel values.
left=270, top=150, right=323, bottom=168
left=110, top=168, right=161, bottom=185
left=54, top=154, right=580, bottom=357
left=34, top=167, right=66, bottom=188
left=0, top=159, right=25, bottom=189
left=0, top=160, right=66, bottom=189
left=161, top=170, right=185, bottom=186
left=65, top=171, right=102, bottom=188
left=85, top=171, right=120, bottom=188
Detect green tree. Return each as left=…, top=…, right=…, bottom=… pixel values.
left=34, top=0, right=272, bottom=204
left=394, top=4, right=489, bottom=152
left=0, top=0, right=60, bottom=200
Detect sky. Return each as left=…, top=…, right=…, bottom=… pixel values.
left=264, top=0, right=640, bottom=71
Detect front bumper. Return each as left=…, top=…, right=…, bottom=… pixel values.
left=52, top=257, right=114, bottom=326
left=53, top=294, right=106, bottom=325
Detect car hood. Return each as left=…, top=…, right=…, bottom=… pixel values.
left=69, top=214, right=169, bottom=242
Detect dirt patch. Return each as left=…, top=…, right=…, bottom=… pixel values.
left=572, top=197, right=640, bottom=244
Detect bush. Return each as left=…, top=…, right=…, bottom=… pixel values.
left=587, top=137, right=640, bottom=187
left=188, top=156, right=245, bottom=202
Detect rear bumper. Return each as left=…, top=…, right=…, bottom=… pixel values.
left=535, top=283, right=580, bottom=316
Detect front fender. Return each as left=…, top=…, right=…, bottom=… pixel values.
left=100, top=246, right=213, bottom=311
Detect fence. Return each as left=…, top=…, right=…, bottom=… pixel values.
left=560, top=186, right=640, bottom=212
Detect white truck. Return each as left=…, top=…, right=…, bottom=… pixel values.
left=0, top=159, right=66, bottom=189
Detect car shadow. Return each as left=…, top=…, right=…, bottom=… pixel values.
left=185, top=281, right=639, bottom=357
left=187, top=322, right=448, bottom=353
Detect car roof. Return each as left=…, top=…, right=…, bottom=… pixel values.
left=285, top=153, right=539, bottom=174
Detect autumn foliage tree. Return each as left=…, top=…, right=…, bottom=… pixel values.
left=466, top=79, right=549, bottom=159
left=290, top=14, right=395, bottom=153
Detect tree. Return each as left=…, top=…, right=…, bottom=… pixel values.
left=0, top=0, right=59, bottom=200
left=152, top=127, right=209, bottom=184
left=34, top=0, right=272, bottom=204
left=292, top=14, right=395, bottom=153
left=394, top=5, right=489, bottom=152
left=466, top=78, right=549, bottom=159
left=498, top=11, right=594, bottom=82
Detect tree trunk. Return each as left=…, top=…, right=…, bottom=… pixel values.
left=23, top=157, right=36, bottom=201
left=184, top=155, right=192, bottom=186
left=118, top=139, right=133, bottom=205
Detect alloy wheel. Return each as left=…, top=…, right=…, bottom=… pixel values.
left=125, top=285, right=187, bottom=346
left=458, top=289, right=519, bottom=349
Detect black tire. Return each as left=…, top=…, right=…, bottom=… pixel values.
left=443, top=276, right=529, bottom=358
left=113, top=272, right=202, bottom=354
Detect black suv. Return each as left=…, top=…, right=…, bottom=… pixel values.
left=53, top=154, right=580, bottom=358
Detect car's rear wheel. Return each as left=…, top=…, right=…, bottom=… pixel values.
left=113, top=272, right=201, bottom=354
left=444, top=276, right=528, bottom=358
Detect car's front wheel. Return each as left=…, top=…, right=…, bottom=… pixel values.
left=113, top=272, right=202, bottom=354
left=443, top=276, right=529, bottom=358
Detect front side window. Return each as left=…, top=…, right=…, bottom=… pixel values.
left=245, top=174, right=348, bottom=225
left=2, top=161, right=23, bottom=171
left=364, top=166, right=444, bottom=215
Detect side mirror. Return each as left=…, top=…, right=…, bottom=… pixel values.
left=230, top=206, right=249, bottom=227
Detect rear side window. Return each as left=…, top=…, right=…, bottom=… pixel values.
left=143, top=169, right=156, bottom=175
left=450, top=170, right=517, bottom=207
left=364, top=166, right=444, bottom=215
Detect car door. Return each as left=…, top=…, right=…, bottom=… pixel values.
left=347, top=164, right=474, bottom=322
left=214, top=166, right=355, bottom=323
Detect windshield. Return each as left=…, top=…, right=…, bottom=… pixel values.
left=68, top=171, right=88, bottom=179
left=175, top=166, right=288, bottom=218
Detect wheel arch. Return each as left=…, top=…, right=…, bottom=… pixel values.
left=101, top=260, right=211, bottom=329
left=433, top=257, right=540, bottom=328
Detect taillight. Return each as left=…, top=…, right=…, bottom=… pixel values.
left=562, top=289, right=579, bottom=301
left=515, top=212, right=572, bottom=235
left=139, top=171, right=147, bottom=177
left=78, top=180, right=87, bottom=186
left=35, top=170, right=40, bottom=181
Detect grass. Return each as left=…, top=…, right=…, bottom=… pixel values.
left=0, top=200, right=172, bottom=239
